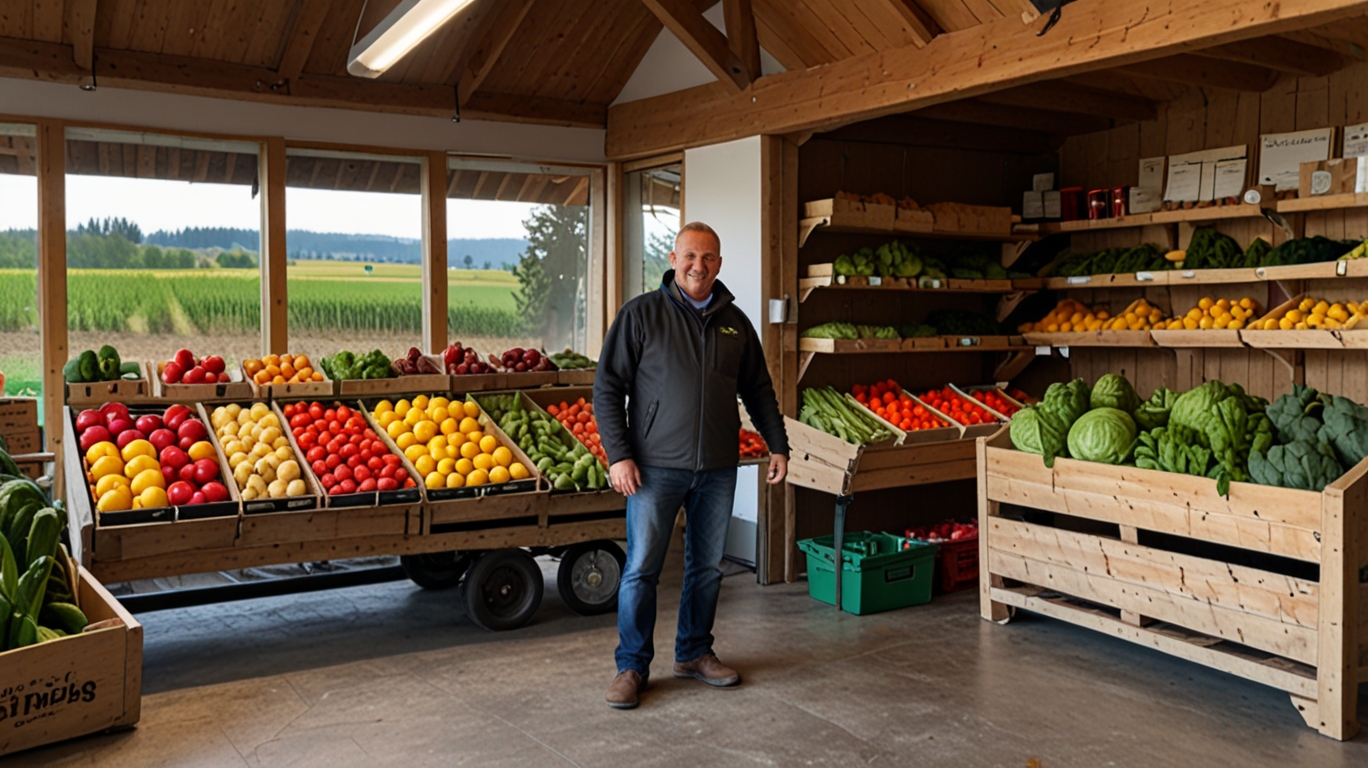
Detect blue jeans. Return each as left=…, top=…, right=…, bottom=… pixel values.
left=615, top=465, right=737, bottom=678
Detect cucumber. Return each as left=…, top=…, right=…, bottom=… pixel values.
left=40, top=602, right=88, bottom=635
left=25, top=508, right=61, bottom=568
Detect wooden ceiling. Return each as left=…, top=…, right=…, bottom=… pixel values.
left=0, top=0, right=1366, bottom=143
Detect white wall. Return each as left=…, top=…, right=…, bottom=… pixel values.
left=683, top=136, right=765, bottom=561
left=0, top=77, right=606, bottom=163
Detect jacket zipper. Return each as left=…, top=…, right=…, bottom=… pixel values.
left=694, top=309, right=709, bottom=472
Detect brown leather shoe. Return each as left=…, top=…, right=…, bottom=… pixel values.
left=606, top=670, right=645, bottom=709
left=673, top=654, right=740, bottom=687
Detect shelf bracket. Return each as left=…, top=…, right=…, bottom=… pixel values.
left=993, top=350, right=1036, bottom=383
left=798, top=352, right=816, bottom=382
left=798, top=216, right=830, bottom=248
left=1258, top=347, right=1302, bottom=383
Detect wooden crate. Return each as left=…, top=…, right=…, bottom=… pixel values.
left=147, top=361, right=252, bottom=401
left=65, top=369, right=148, bottom=407
left=555, top=369, right=596, bottom=386
left=1241, top=293, right=1343, bottom=349
left=978, top=428, right=1366, bottom=740
left=0, top=397, right=38, bottom=432
left=0, top=429, right=42, bottom=454
left=0, top=568, right=141, bottom=757
left=783, top=416, right=976, bottom=496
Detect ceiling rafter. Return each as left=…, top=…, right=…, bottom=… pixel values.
left=1116, top=53, right=1281, bottom=92
left=456, top=0, right=537, bottom=105
left=976, top=81, right=1158, bottom=122
left=640, top=0, right=751, bottom=91
left=66, top=0, right=98, bottom=73
left=1194, top=36, right=1346, bottom=78
left=276, top=0, right=335, bottom=83
left=723, top=0, right=761, bottom=83
left=883, top=0, right=940, bottom=47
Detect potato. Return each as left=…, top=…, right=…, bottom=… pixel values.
left=249, top=403, right=271, bottom=421
left=241, top=486, right=259, bottom=500
left=286, top=479, right=307, bottom=497
left=228, top=452, right=249, bottom=469
left=267, top=479, right=288, bottom=498
left=210, top=408, right=232, bottom=430
left=272, top=437, right=290, bottom=450
left=224, top=403, right=242, bottom=420
left=274, top=446, right=293, bottom=462
left=246, top=474, right=267, bottom=493
left=223, top=440, right=244, bottom=456
left=259, top=414, right=280, bottom=430
left=277, top=460, right=300, bottom=482
left=251, top=443, right=272, bottom=459
left=259, top=426, right=281, bottom=445
left=236, top=409, right=253, bottom=426
left=254, top=457, right=276, bottom=482
left=233, top=461, right=253, bottom=488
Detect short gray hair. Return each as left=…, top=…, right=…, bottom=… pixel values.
left=674, top=221, right=720, bottom=252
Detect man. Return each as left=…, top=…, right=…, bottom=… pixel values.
left=594, top=221, right=789, bottom=710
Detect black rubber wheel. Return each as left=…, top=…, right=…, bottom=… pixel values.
left=461, top=549, right=544, bottom=631
left=556, top=540, right=625, bottom=616
left=400, top=551, right=471, bottom=591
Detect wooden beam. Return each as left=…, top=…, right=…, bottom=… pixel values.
left=36, top=120, right=67, bottom=497
left=66, top=0, right=97, bottom=73
left=991, top=0, right=1042, bottom=23
left=915, top=99, right=1114, bottom=136
left=976, top=81, right=1158, bottom=122
left=422, top=151, right=448, bottom=355
left=1195, top=36, right=1347, bottom=78
left=275, top=0, right=334, bottom=83
left=723, top=0, right=761, bottom=83
left=586, top=167, right=608, bottom=359
left=1117, top=54, right=1281, bottom=92
left=456, top=0, right=536, bottom=105
left=259, top=137, right=287, bottom=355
left=883, top=0, right=940, bottom=48
left=0, top=38, right=607, bottom=128
left=606, top=0, right=1368, bottom=159
left=640, top=0, right=750, bottom=91
left=820, top=114, right=1063, bottom=154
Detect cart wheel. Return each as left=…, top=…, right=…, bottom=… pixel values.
left=557, top=540, right=625, bottom=616
left=461, top=549, right=544, bottom=631
left=400, top=551, right=470, bottom=591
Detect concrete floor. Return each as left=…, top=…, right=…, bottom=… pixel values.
left=10, top=545, right=1368, bottom=767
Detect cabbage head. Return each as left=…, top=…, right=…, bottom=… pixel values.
left=1090, top=373, right=1141, bottom=413
left=1066, top=407, right=1137, bottom=465
left=1010, top=406, right=1066, bottom=467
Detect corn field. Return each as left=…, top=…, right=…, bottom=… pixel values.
left=0, top=268, right=524, bottom=337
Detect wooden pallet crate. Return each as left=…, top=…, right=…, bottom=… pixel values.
left=977, top=428, right=1366, bottom=740
left=784, top=416, right=976, bottom=496
left=0, top=568, right=142, bottom=757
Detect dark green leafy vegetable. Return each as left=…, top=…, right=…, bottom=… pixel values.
left=1183, top=227, right=1242, bottom=270
left=1318, top=394, right=1368, bottom=468
left=924, top=308, right=1001, bottom=336
left=1249, top=439, right=1342, bottom=491
left=1132, top=424, right=1213, bottom=477
left=1133, top=387, right=1176, bottom=430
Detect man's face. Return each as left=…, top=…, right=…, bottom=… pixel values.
left=669, top=229, right=722, bottom=301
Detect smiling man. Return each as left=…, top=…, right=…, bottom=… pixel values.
left=594, top=221, right=789, bottom=710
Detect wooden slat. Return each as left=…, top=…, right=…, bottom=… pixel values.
left=1197, top=36, right=1348, bottom=78
left=422, top=150, right=447, bottom=355
left=606, top=0, right=1368, bottom=158
left=975, top=81, right=1158, bottom=122
left=1118, top=54, right=1281, bottom=92
left=37, top=120, right=66, bottom=495
left=874, top=0, right=939, bottom=48
left=641, top=0, right=750, bottom=91
left=915, top=99, right=1113, bottom=135
left=66, top=0, right=98, bottom=73
left=275, top=0, right=333, bottom=82
left=724, top=0, right=761, bottom=83
left=989, top=548, right=1320, bottom=665
left=753, top=0, right=837, bottom=68
left=914, top=0, right=981, bottom=32
left=1317, top=458, right=1366, bottom=738
left=259, top=136, right=286, bottom=354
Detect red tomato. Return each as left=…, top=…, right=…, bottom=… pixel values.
left=334, top=465, right=352, bottom=482
left=325, top=453, right=342, bottom=470
left=377, top=477, right=398, bottom=491
left=354, top=466, right=372, bottom=483
left=306, top=446, right=326, bottom=463
left=339, top=479, right=357, bottom=494
left=320, top=473, right=336, bottom=488
left=311, top=460, right=328, bottom=476
left=337, top=405, right=352, bottom=420
left=403, top=478, right=416, bottom=489
left=359, top=478, right=377, bottom=492
left=379, top=465, right=396, bottom=479
left=309, top=403, right=324, bottom=420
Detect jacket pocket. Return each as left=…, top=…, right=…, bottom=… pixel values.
left=640, top=400, right=660, bottom=439
left=711, top=332, right=743, bottom=379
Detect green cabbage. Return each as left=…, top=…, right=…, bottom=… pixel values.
left=1009, top=406, right=1066, bottom=466
left=1066, top=408, right=1137, bottom=465
left=1090, top=374, right=1141, bottom=413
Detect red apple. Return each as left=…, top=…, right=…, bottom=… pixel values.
left=135, top=414, right=163, bottom=434
left=178, top=463, right=198, bottom=483
left=163, top=404, right=192, bottom=430
left=159, top=445, right=190, bottom=470
left=202, top=355, right=226, bottom=374
left=189, top=492, right=207, bottom=506
left=75, top=409, right=102, bottom=433
left=100, top=402, right=129, bottom=424
left=182, top=366, right=205, bottom=384
left=149, top=428, right=176, bottom=452
left=167, top=481, right=195, bottom=506
left=192, top=459, right=219, bottom=485
left=105, top=417, right=132, bottom=437
left=201, top=482, right=229, bottom=503
left=161, top=465, right=178, bottom=486
left=177, top=419, right=208, bottom=443
left=173, top=348, right=195, bottom=370
left=115, top=429, right=145, bottom=450
left=161, top=361, right=184, bottom=384
left=78, top=426, right=111, bottom=452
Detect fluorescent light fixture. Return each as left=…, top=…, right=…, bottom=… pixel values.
left=348, top=0, right=478, bottom=78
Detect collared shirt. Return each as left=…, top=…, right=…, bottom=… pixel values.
left=682, top=292, right=712, bottom=310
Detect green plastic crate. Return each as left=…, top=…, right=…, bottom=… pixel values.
left=798, top=532, right=937, bottom=615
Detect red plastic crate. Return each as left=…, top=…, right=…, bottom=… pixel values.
left=934, top=537, right=979, bottom=593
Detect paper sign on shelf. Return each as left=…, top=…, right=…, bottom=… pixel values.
left=1259, top=128, right=1333, bottom=190
left=1213, top=158, right=1248, bottom=200
left=1348, top=122, right=1368, bottom=193
left=1032, top=173, right=1055, bottom=192
left=1131, top=156, right=1164, bottom=213
left=1164, top=162, right=1202, bottom=202
left=1022, top=191, right=1044, bottom=219
left=1165, top=145, right=1245, bottom=202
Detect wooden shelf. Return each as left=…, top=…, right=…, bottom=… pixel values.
left=1276, top=192, right=1368, bottom=213
left=798, top=272, right=1027, bottom=301
left=1047, top=258, right=1368, bottom=290
left=799, top=214, right=1037, bottom=248
left=1022, top=330, right=1155, bottom=348
left=1035, top=204, right=1267, bottom=235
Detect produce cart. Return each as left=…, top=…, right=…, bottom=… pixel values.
left=62, top=388, right=627, bottom=632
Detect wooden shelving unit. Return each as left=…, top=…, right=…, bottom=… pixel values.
left=798, top=213, right=1036, bottom=248
left=1035, top=203, right=1267, bottom=235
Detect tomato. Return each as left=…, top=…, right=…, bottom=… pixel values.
left=311, top=460, right=328, bottom=476
left=339, top=479, right=357, bottom=494
left=358, top=478, right=377, bottom=492
left=320, top=473, right=336, bottom=489
left=379, top=464, right=396, bottom=479
left=334, top=465, right=352, bottom=482
left=306, top=446, right=326, bottom=463
left=337, top=405, right=352, bottom=421
left=353, top=465, right=372, bottom=483
left=377, top=477, right=398, bottom=491
left=402, top=477, right=416, bottom=489
left=325, top=453, right=342, bottom=470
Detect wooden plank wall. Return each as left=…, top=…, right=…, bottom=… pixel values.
left=1058, top=64, right=1368, bottom=404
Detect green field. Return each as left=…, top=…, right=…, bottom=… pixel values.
left=0, top=262, right=523, bottom=336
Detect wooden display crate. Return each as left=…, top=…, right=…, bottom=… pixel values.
left=893, top=205, right=935, bottom=233
left=803, top=196, right=895, bottom=229
left=555, top=368, right=596, bottom=386
left=448, top=372, right=509, bottom=392
left=1150, top=328, right=1245, bottom=348
left=978, top=428, right=1366, bottom=740
left=0, top=397, right=38, bottom=432
left=147, top=361, right=252, bottom=401
left=0, top=429, right=41, bottom=454
left=0, top=568, right=142, bottom=758
left=270, top=400, right=422, bottom=510
left=196, top=402, right=317, bottom=516
left=243, top=360, right=336, bottom=400
left=784, top=416, right=976, bottom=496
left=799, top=337, right=902, bottom=353
left=65, top=366, right=148, bottom=407
left=1022, top=330, right=1155, bottom=348
left=1241, top=293, right=1343, bottom=349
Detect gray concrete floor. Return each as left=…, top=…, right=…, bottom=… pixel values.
left=10, top=537, right=1368, bottom=767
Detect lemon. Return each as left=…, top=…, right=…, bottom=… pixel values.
left=374, top=400, right=394, bottom=416
left=139, top=486, right=169, bottom=509
left=95, top=473, right=130, bottom=497
left=463, top=401, right=481, bottom=419
left=446, top=472, right=465, bottom=488
left=188, top=441, right=216, bottom=462
left=492, top=446, right=513, bottom=467
left=130, top=468, right=166, bottom=494
left=90, top=455, right=125, bottom=481
left=465, top=432, right=484, bottom=446
left=413, top=420, right=439, bottom=443
left=428, top=435, right=447, bottom=452
left=413, top=394, right=430, bottom=410
left=447, top=432, right=466, bottom=448
left=466, top=468, right=489, bottom=486
left=509, top=462, right=529, bottom=480
left=86, top=441, right=120, bottom=464
left=428, top=406, right=449, bottom=425
left=458, top=416, right=480, bottom=434
left=440, top=417, right=459, bottom=435
left=120, top=439, right=156, bottom=462
left=479, top=435, right=499, bottom=454
left=430, top=396, right=450, bottom=410
left=459, top=441, right=481, bottom=460
left=395, top=399, right=411, bottom=417
left=404, top=408, right=425, bottom=427
left=455, top=458, right=475, bottom=476
left=396, top=432, right=417, bottom=450
left=387, top=419, right=410, bottom=440
left=405, top=444, right=428, bottom=464
left=428, top=441, right=447, bottom=461
left=96, top=485, right=133, bottom=512
left=122, top=454, right=159, bottom=479
left=473, top=453, right=495, bottom=471
left=489, top=466, right=511, bottom=484
left=437, top=458, right=456, bottom=475
left=377, top=411, right=398, bottom=428
left=425, top=471, right=445, bottom=489
left=414, top=455, right=436, bottom=475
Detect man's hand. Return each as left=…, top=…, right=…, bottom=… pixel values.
left=766, top=454, right=788, bottom=485
left=610, top=459, right=642, bottom=496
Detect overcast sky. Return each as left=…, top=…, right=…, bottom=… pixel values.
left=0, top=173, right=539, bottom=240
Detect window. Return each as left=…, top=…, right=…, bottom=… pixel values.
left=446, top=158, right=592, bottom=356
left=284, top=148, right=424, bottom=363
left=63, top=128, right=263, bottom=371
left=623, top=163, right=681, bottom=301
left=0, top=124, right=39, bottom=397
